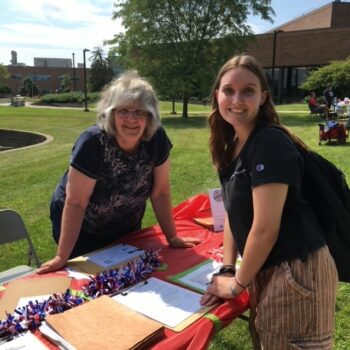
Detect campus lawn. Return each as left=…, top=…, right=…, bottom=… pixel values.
left=0, top=104, right=349, bottom=349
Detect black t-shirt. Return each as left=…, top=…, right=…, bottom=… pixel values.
left=51, top=125, right=172, bottom=239
left=323, top=88, right=334, bottom=106
left=219, top=126, right=325, bottom=269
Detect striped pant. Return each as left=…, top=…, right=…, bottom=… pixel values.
left=248, top=245, right=338, bottom=350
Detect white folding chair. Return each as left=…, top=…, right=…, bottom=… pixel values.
left=0, top=209, right=41, bottom=284
left=335, top=104, right=349, bottom=119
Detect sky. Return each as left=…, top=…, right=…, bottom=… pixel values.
left=0, top=0, right=338, bottom=67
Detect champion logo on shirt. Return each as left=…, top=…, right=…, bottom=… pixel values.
left=256, top=164, right=265, bottom=172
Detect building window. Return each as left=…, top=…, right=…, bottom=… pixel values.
left=10, top=74, right=23, bottom=80
left=34, top=75, right=51, bottom=81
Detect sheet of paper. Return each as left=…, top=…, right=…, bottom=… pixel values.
left=208, top=188, right=225, bottom=231
left=113, top=277, right=203, bottom=328
left=40, top=322, right=77, bottom=350
left=170, top=259, right=222, bottom=293
left=86, top=244, right=144, bottom=268
left=65, top=267, right=90, bottom=280
left=0, top=332, right=48, bottom=350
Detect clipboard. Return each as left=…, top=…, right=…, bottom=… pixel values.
left=45, top=295, right=164, bottom=350
left=171, top=304, right=214, bottom=332
left=112, top=277, right=215, bottom=332
left=168, top=259, right=222, bottom=294
left=66, top=243, right=144, bottom=275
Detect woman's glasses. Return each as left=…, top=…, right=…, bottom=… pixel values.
left=115, top=108, right=149, bottom=120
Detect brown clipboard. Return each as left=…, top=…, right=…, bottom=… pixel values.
left=170, top=304, right=215, bottom=332
left=45, top=295, right=164, bottom=350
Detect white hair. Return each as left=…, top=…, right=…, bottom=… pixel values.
left=96, top=70, right=161, bottom=140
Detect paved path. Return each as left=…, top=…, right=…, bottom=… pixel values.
left=0, top=101, right=311, bottom=114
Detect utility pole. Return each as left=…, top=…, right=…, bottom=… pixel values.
left=83, top=48, right=90, bottom=112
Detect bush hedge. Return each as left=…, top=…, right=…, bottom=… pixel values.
left=0, top=84, right=12, bottom=94
left=39, top=92, right=100, bottom=104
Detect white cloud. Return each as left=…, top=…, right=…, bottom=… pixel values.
left=0, top=0, right=123, bottom=66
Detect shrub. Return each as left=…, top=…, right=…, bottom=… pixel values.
left=38, top=92, right=100, bottom=104
left=0, top=84, right=12, bottom=94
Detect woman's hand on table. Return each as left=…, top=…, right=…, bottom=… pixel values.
left=200, top=292, right=221, bottom=307
left=36, top=256, right=67, bottom=274
left=200, top=275, right=244, bottom=306
left=168, top=236, right=201, bottom=248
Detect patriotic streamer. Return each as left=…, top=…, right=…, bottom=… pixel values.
left=0, top=249, right=161, bottom=338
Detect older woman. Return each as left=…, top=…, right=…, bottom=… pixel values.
left=38, top=71, right=200, bottom=274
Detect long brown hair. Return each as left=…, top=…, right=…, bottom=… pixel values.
left=208, top=55, right=299, bottom=171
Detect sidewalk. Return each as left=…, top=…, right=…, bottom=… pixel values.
left=0, top=101, right=95, bottom=111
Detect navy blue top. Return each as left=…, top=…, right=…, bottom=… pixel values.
left=51, top=125, right=172, bottom=240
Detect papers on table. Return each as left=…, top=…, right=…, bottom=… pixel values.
left=169, top=259, right=222, bottom=293
left=113, top=277, right=203, bottom=328
left=45, top=296, right=164, bottom=350
left=86, top=244, right=144, bottom=268
left=208, top=188, right=225, bottom=231
left=0, top=332, right=48, bottom=350
left=40, top=322, right=77, bottom=350
left=65, top=267, right=90, bottom=280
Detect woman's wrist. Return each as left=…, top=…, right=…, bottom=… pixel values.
left=166, top=235, right=178, bottom=244
left=229, top=276, right=249, bottom=297
left=234, top=275, right=249, bottom=289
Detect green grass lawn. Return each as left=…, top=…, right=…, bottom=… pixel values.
left=0, top=103, right=349, bottom=349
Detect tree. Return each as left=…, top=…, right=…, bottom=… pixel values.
left=0, top=63, right=9, bottom=80
left=108, top=0, right=274, bottom=117
left=300, top=57, right=350, bottom=98
left=88, top=46, right=115, bottom=92
left=60, top=73, right=71, bottom=92
left=19, top=77, right=38, bottom=97
left=0, top=64, right=11, bottom=95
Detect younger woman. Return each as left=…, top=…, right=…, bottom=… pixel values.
left=201, top=55, right=338, bottom=349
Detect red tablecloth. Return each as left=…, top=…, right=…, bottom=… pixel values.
left=2, top=194, right=249, bottom=350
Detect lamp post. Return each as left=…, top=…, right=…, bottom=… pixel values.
left=271, top=29, right=285, bottom=101
left=83, top=48, right=90, bottom=112
left=271, top=30, right=278, bottom=98
left=72, top=53, right=76, bottom=91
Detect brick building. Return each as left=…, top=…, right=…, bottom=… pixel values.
left=246, top=0, right=350, bottom=103
left=1, top=65, right=87, bottom=95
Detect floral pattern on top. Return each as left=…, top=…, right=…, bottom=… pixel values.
left=52, top=125, right=172, bottom=239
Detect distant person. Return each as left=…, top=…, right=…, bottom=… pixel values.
left=323, top=84, right=335, bottom=109
left=308, top=91, right=329, bottom=118
left=201, top=55, right=338, bottom=350
left=336, top=97, right=350, bottom=118
left=37, top=71, right=200, bottom=274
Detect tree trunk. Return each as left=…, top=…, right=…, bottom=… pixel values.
left=170, top=98, right=177, bottom=114
left=182, top=94, right=189, bottom=118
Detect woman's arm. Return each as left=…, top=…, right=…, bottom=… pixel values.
left=201, top=183, right=288, bottom=304
left=201, top=215, right=238, bottom=306
left=37, top=167, right=96, bottom=274
left=223, top=215, right=238, bottom=266
left=150, top=159, right=201, bottom=248
left=233, top=183, right=288, bottom=287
